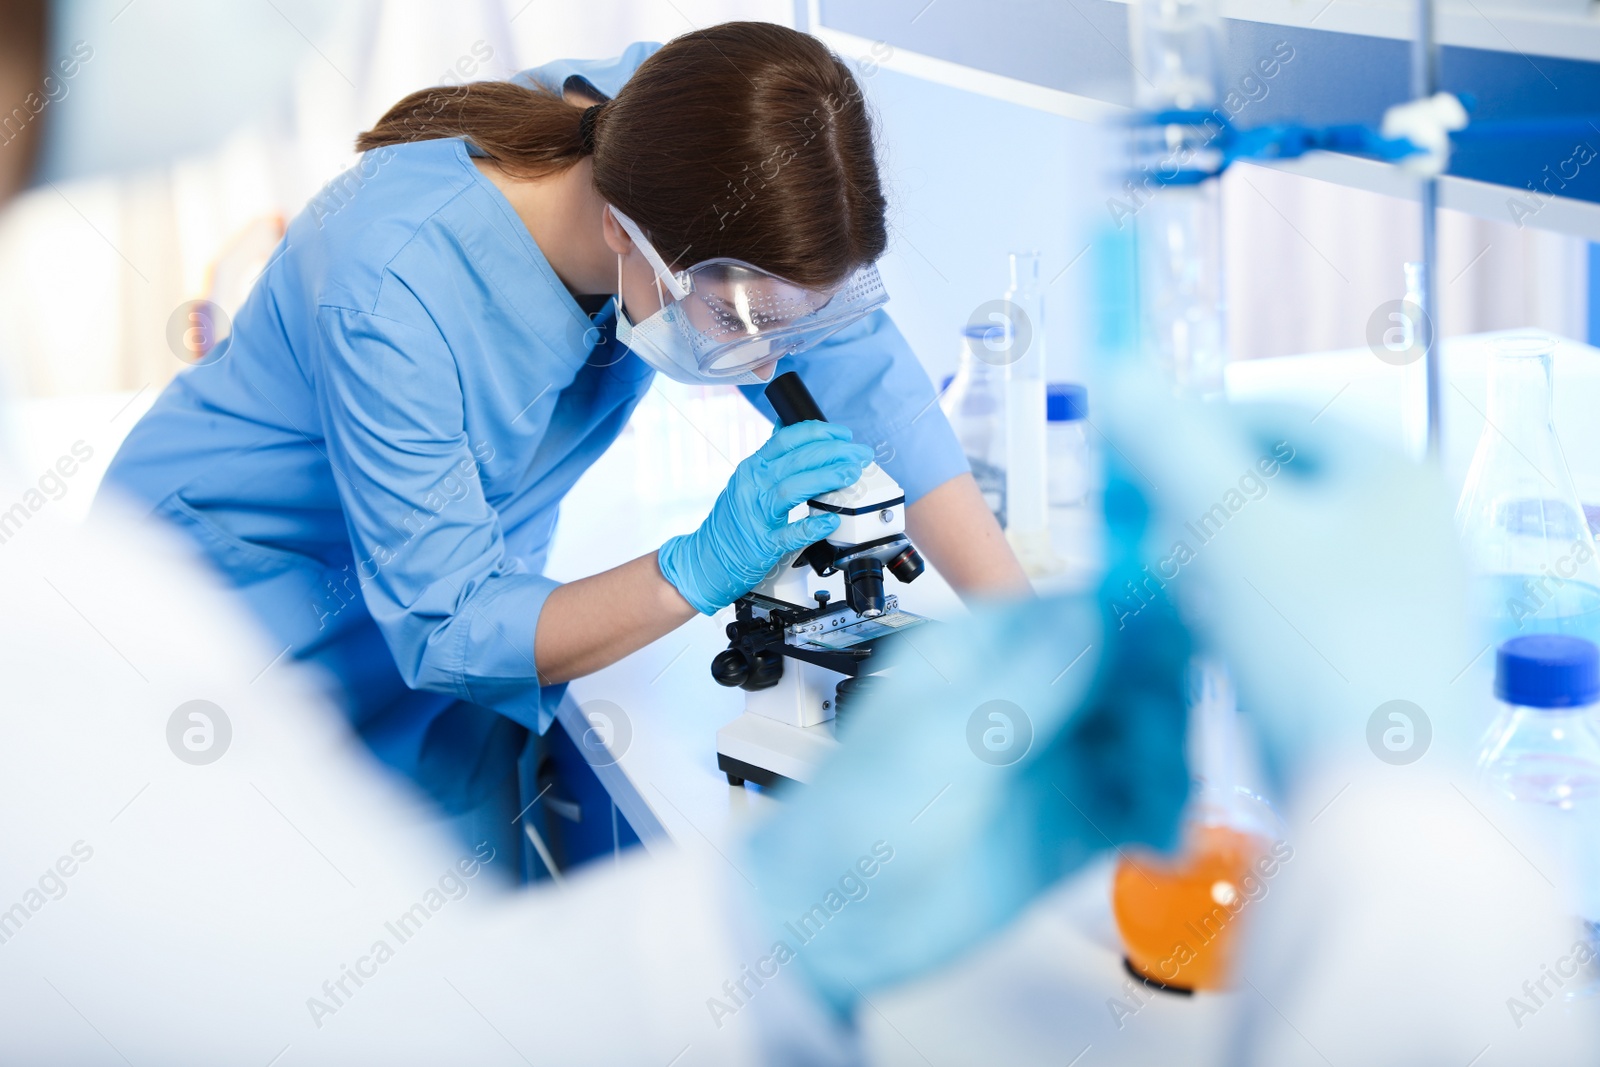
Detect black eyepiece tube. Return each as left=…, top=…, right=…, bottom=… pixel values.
left=766, top=372, right=829, bottom=426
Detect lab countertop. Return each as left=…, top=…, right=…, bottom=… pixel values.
left=15, top=332, right=1600, bottom=1065
left=544, top=330, right=1600, bottom=862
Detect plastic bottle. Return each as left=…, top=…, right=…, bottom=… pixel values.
left=1112, top=660, right=1283, bottom=992
left=941, top=326, right=1007, bottom=527
left=1047, top=383, right=1090, bottom=508
left=1003, top=252, right=1052, bottom=570
left=1478, top=634, right=1600, bottom=997
left=1455, top=333, right=1600, bottom=647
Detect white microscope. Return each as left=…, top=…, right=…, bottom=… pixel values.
left=712, top=373, right=930, bottom=788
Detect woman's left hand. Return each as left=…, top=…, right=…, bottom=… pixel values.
left=658, top=420, right=873, bottom=615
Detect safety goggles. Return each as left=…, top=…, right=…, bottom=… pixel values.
left=610, top=207, right=889, bottom=377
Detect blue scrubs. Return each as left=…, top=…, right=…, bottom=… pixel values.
left=97, top=46, right=968, bottom=813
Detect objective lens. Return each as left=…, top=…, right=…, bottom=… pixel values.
left=887, top=545, right=925, bottom=584
left=844, top=556, right=886, bottom=618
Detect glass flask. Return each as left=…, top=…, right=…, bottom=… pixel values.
left=1455, top=334, right=1600, bottom=648
left=1112, top=660, right=1283, bottom=992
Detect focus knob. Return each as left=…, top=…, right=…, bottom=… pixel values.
left=745, top=649, right=785, bottom=691
left=711, top=649, right=748, bottom=688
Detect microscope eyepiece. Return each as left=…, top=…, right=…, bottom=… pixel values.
left=766, top=372, right=829, bottom=426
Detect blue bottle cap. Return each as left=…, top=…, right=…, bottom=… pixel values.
left=1047, top=382, right=1088, bottom=422
left=961, top=323, right=1006, bottom=343
left=1494, top=634, right=1600, bottom=709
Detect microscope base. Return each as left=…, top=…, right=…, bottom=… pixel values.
left=716, top=753, right=782, bottom=789
left=715, top=710, right=839, bottom=789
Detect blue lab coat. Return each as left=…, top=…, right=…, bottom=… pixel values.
left=96, top=46, right=967, bottom=812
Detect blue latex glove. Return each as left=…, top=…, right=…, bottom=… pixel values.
left=1093, top=362, right=1478, bottom=787
left=659, top=421, right=873, bottom=615
left=742, top=469, right=1192, bottom=1018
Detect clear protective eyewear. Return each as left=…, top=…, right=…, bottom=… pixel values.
left=611, top=207, right=889, bottom=378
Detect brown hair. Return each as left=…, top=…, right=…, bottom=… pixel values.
left=0, top=0, right=49, bottom=191
left=356, top=22, right=886, bottom=288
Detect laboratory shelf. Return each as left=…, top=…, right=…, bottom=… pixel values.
left=805, top=0, right=1600, bottom=240
left=1216, top=0, right=1600, bottom=64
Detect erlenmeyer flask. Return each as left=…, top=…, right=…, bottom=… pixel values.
left=1111, top=660, right=1284, bottom=992
left=1455, top=334, right=1600, bottom=647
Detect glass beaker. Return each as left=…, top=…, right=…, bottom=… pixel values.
left=1455, top=334, right=1600, bottom=648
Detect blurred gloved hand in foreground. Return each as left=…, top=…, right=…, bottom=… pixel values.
left=1087, top=372, right=1597, bottom=1067
left=744, top=466, right=1192, bottom=1018
left=660, top=420, right=872, bottom=615
left=740, top=358, right=1477, bottom=1026
left=1093, top=363, right=1478, bottom=784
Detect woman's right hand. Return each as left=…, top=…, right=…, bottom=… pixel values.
left=658, top=421, right=873, bottom=615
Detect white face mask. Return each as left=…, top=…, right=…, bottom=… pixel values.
left=613, top=265, right=771, bottom=387
left=610, top=207, right=773, bottom=387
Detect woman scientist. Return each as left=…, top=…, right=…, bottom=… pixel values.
left=97, top=22, right=1027, bottom=830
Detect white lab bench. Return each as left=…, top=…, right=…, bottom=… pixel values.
left=544, top=331, right=1600, bottom=859
left=11, top=331, right=1599, bottom=1064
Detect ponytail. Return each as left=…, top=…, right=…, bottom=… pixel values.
left=356, top=23, right=886, bottom=290
left=355, top=81, right=603, bottom=177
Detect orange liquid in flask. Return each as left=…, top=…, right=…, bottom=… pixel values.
left=1111, top=823, right=1272, bottom=992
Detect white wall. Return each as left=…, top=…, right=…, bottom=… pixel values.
left=0, top=0, right=797, bottom=402
left=1223, top=162, right=1593, bottom=362
left=8, top=0, right=1576, bottom=410
left=857, top=66, right=1106, bottom=389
